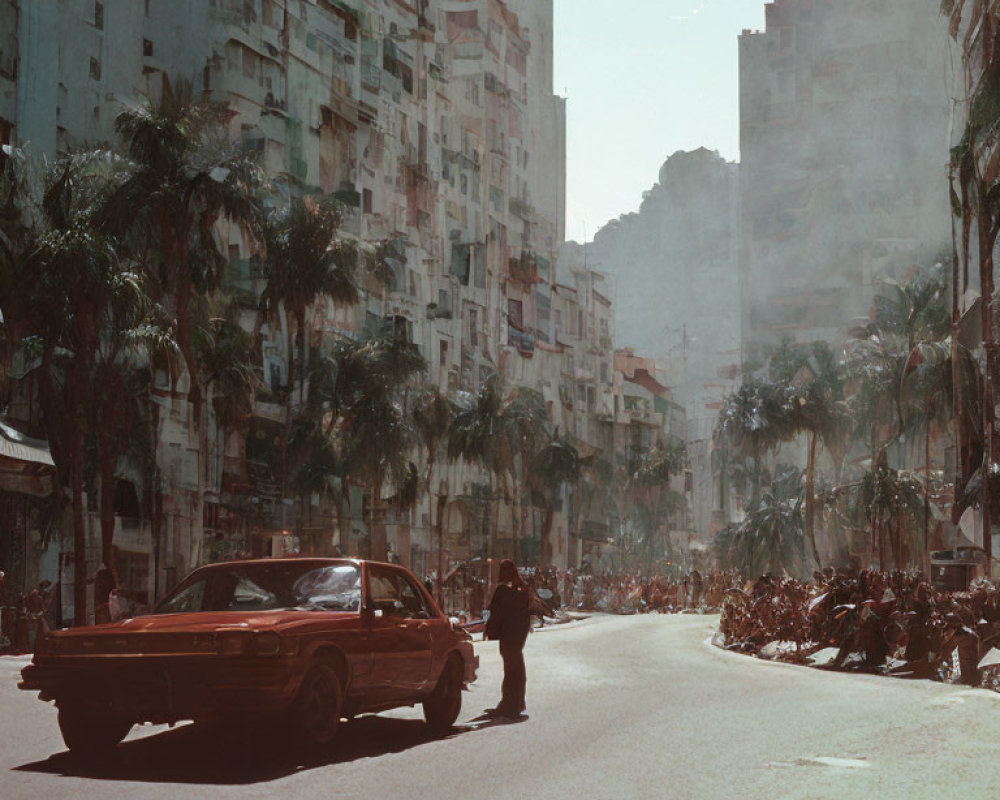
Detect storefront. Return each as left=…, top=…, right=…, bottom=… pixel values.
left=0, top=421, right=55, bottom=600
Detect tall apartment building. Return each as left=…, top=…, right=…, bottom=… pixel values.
left=738, top=0, right=953, bottom=359
left=948, top=0, right=1000, bottom=563
left=0, top=0, right=594, bottom=610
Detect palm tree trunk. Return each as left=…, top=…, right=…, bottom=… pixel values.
left=805, top=432, right=821, bottom=569
left=541, top=497, right=554, bottom=567
left=512, top=474, right=522, bottom=562
left=70, top=372, right=89, bottom=625
left=924, top=414, right=932, bottom=576
left=280, top=317, right=297, bottom=500
left=334, top=484, right=350, bottom=556
left=98, top=444, right=117, bottom=570
left=977, top=124, right=998, bottom=571
left=369, top=479, right=386, bottom=561
left=194, top=388, right=209, bottom=570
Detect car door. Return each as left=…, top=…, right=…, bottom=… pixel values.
left=366, top=565, right=433, bottom=701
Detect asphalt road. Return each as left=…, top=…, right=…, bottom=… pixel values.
left=3, top=613, right=1000, bottom=800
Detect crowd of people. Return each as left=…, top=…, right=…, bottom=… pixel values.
left=444, top=566, right=746, bottom=622
left=0, top=571, right=54, bottom=653
left=559, top=568, right=744, bottom=615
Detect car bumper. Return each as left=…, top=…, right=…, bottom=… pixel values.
left=20, top=656, right=300, bottom=723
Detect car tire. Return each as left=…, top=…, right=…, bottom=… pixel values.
left=291, top=662, right=343, bottom=748
left=57, top=701, right=132, bottom=755
left=423, top=654, right=462, bottom=733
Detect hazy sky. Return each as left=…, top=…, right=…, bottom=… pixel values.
left=553, top=0, right=766, bottom=243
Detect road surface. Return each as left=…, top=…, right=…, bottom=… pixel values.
left=3, top=613, right=999, bottom=799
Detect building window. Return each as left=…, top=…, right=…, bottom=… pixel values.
left=362, top=188, right=373, bottom=214
left=508, top=298, right=523, bottom=329
left=94, top=1, right=104, bottom=30
left=143, top=38, right=154, bottom=57
left=89, top=56, right=101, bottom=81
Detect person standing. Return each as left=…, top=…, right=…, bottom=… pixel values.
left=485, top=559, right=530, bottom=719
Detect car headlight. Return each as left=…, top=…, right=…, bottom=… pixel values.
left=215, top=630, right=292, bottom=657
left=251, top=631, right=282, bottom=656
left=215, top=631, right=248, bottom=656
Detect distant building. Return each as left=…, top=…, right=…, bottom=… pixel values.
left=559, top=148, right=741, bottom=540
left=738, top=0, right=953, bottom=358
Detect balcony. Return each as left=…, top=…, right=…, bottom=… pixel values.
left=509, top=196, right=535, bottom=221
left=508, top=328, right=536, bottom=357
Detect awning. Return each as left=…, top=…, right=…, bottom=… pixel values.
left=0, top=421, right=54, bottom=467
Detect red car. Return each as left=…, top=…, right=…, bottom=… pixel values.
left=19, top=558, right=478, bottom=754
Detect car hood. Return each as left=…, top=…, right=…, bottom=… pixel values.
left=49, top=610, right=360, bottom=638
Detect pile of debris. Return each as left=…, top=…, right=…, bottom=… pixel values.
left=718, top=571, right=1000, bottom=688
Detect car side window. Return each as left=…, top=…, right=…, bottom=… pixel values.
left=368, top=568, right=430, bottom=619
left=396, top=574, right=431, bottom=619
left=159, top=579, right=206, bottom=614
left=369, top=571, right=404, bottom=616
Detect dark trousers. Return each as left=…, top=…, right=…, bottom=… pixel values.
left=498, top=639, right=526, bottom=715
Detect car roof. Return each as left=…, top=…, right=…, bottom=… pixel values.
left=190, top=557, right=415, bottom=571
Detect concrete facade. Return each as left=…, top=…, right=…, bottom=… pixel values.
left=738, top=0, right=954, bottom=359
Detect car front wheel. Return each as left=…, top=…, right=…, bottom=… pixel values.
left=57, top=701, right=132, bottom=755
left=423, top=655, right=463, bottom=733
left=291, top=662, right=343, bottom=748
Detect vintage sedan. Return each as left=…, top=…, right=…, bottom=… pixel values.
left=19, top=558, right=478, bottom=754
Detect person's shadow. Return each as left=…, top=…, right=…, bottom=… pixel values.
left=15, top=715, right=474, bottom=784
left=461, top=711, right=530, bottom=730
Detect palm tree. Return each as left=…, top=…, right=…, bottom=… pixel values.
left=628, top=439, right=686, bottom=569
left=332, top=322, right=425, bottom=561
left=103, top=78, right=262, bottom=404
left=845, top=269, right=952, bottom=567
left=716, top=381, right=796, bottom=509
left=901, top=337, right=955, bottom=570
left=720, top=465, right=805, bottom=577
left=91, top=285, right=172, bottom=573
left=449, top=374, right=548, bottom=563
left=259, top=197, right=359, bottom=496
left=0, top=145, right=38, bottom=389
left=527, top=433, right=580, bottom=566
left=776, top=342, right=850, bottom=569
left=21, top=151, right=134, bottom=624
left=412, top=385, right=454, bottom=604
left=101, top=78, right=261, bottom=569
left=858, top=450, right=924, bottom=569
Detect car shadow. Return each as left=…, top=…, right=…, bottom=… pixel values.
left=14, top=715, right=473, bottom=784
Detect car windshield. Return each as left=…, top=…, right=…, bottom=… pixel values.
left=156, top=561, right=362, bottom=614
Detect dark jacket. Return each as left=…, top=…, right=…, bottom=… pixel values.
left=486, top=583, right=530, bottom=646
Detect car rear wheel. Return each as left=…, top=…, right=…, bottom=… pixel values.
left=57, top=701, right=132, bottom=756
left=423, top=655, right=463, bottom=733
left=291, top=662, right=343, bottom=748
